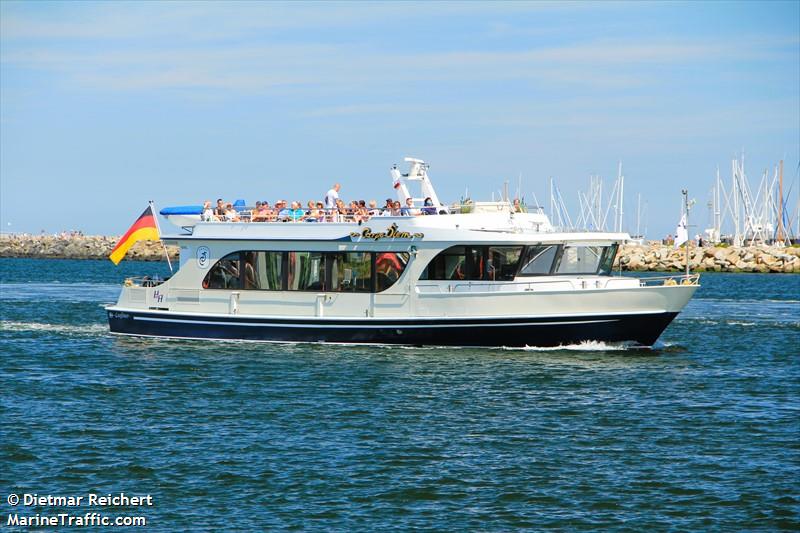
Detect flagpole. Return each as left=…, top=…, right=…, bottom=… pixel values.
left=682, top=189, right=690, bottom=277
left=149, top=200, right=174, bottom=274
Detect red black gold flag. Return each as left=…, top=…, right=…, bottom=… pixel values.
left=109, top=206, right=160, bottom=265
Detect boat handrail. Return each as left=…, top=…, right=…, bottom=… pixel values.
left=124, top=276, right=167, bottom=288
left=211, top=208, right=433, bottom=224
left=416, top=273, right=699, bottom=294
left=637, top=273, right=700, bottom=287
left=420, top=277, right=615, bottom=294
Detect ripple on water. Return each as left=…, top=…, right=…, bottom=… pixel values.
left=1, top=265, right=799, bottom=530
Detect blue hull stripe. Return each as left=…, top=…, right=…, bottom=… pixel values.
left=133, top=316, right=617, bottom=328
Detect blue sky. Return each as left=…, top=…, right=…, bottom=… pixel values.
left=1, top=1, right=798, bottom=237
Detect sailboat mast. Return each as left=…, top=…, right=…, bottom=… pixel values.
left=777, top=159, right=784, bottom=243
left=617, top=161, right=624, bottom=233
left=636, top=193, right=641, bottom=237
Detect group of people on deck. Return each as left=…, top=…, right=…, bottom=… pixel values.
left=201, top=183, right=439, bottom=223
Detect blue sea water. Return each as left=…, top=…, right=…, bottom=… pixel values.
left=1, top=258, right=798, bottom=531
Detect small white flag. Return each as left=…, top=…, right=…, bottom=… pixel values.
left=674, top=213, right=688, bottom=249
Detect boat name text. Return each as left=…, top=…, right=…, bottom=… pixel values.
left=350, top=223, right=424, bottom=241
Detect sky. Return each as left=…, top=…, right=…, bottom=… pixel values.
left=1, top=0, right=798, bottom=238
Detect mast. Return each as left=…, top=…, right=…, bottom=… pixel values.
left=732, top=157, right=740, bottom=245
left=617, top=161, right=624, bottom=233
left=777, top=159, right=784, bottom=243
left=636, top=193, right=641, bottom=237
left=683, top=189, right=691, bottom=277
left=715, top=166, right=721, bottom=242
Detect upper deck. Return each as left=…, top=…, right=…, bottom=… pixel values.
left=160, top=156, right=630, bottom=245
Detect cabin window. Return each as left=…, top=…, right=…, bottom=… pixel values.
left=244, top=251, right=284, bottom=290
left=330, top=252, right=372, bottom=292
left=375, top=252, right=410, bottom=292
left=202, top=250, right=409, bottom=292
left=598, top=244, right=619, bottom=275
left=203, top=252, right=241, bottom=289
left=421, top=245, right=524, bottom=281
left=518, top=245, right=558, bottom=276
left=420, top=246, right=467, bottom=280
left=554, top=245, right=605, bottom=275
left=487, top=246, right=523, bottom=281
left=288, top=251, right=326, bottom=291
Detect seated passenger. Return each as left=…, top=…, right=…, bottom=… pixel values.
left=356, top=200, right=370, bottom=222
left=252, top=201, right=272, bottom=222
left=274, top=200, right=290, bottom=221
left=306, top=202, right=324, bottom=222
left=304, top=200, right=318, bottom=222
left=311, top=202, right=328, bottom=223
left=513, top=198, right=526, bottom=213
left=335, top=199, right=349, bottom=222
left=390, top=201, right=402, bottom=216
left=265, top=201, right=277, bottom=221
left=289, top=201, right=305, bottom=222
left=202, top=200, right=215, bottom=221
left=421, top=197, right=437, bottom=215
left=368, top=200, right=381, bottom=216
left=214, top=198, right=226, bottom=220
left=223, top=203, right=240, bottom=222
left=401, top=198, right=419, bottom=216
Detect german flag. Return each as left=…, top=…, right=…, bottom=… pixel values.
left=109, top=206, right=160, bottom=265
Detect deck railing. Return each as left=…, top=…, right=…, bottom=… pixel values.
left=416, top=273, right=700, bottom=294
left=124, top=276, right=168, bottom=288
left=215, top=208, right=412, bottom=224
left=636, top=273, right=700, bottom=287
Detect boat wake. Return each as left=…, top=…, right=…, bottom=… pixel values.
left=517, top=340, right=645, bottom=352
left=0, top=282, right=120, bottom=303
left=1, top=320, right=107, bottom=336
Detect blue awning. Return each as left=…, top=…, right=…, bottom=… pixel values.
left=160, top=205, right=203, bottom=216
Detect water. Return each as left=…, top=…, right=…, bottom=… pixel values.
left=1, top=258, right=799, bottom=530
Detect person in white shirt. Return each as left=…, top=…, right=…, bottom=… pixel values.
left=367, top=200, right=381, bottom=217
left=201, top=200, right=214, bottom=222
left=324, top=183, right=341, bottom=209
left=401, top=197, right=420, bottom=216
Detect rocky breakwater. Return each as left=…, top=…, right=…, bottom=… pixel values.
left=0, top=234, right=179, bottom=262
left=1, top=234, right=799, bottom=272
left=616, top=244, right=800, bottom=273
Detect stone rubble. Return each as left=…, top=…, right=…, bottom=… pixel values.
left=0, top=235, right=179, bottom=262
left=614, top=243, right=800, bottom=273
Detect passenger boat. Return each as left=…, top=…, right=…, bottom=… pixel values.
left=106, top=157, right=699, bottom=347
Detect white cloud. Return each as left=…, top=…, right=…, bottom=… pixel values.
left=3, top=36, right=789, bottom=93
